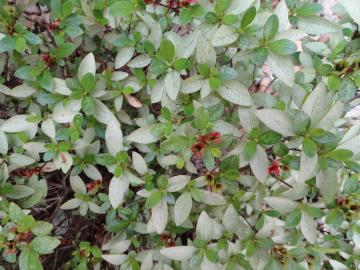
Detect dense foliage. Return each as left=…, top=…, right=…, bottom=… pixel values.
left=0, top=0, right=359, bottom=269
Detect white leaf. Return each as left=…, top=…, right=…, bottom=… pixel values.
left=151, top=198, right=168, bottom=233
left=174, top=192, right=192, bottom=226
left=124, top=170, right=144, bottom=185
left=298, top=152, right=318, bottom=183
left=9, top=153, right=36, bottom=167
left=300, top=212, right=317, bottom=244
left=225, top=0, right=254, bottom=15
left=200, top=190, right=226, bottom=205
left=70, top=175, right=87, bottom=194
left=218, top=80, right=252, bottom=106
left=127, top=54, right=151, bottom=68
left=5, top=85, right=36, bottom=98
left=110, top=240, right=131, bottom=254
left=78, top=52, right=96, bottom=80
left=167, top=175, right=191, bottom=192
left=52, top=100, right=81, bottom=124
left=273, top=29, right=306, bottom=42
left=213, top=120, right=241, bottom=137
left=318, top=101, right=344, bottom=130
left=60, top=198, right=82, bottom=210
left=88, top=202, right=103, bottom=214
left=105, top=121, right=123, bottom=156
left=54, top=152, right=73, bottom=173
left=211, top=25, right=239, bottom=47
left=140, top=253, right=153, bottom=270
left=250, top=145, right=268, bottom=182
left=302, top=83, right=329, bottom=127
left=255, top=109, right=295, bottom=136
left=109, top=176, right=129, bottom=209
left=0, top=115, right=35, bottom=133
left=111, top=71, right=128, bottom=81
left=196, top=211, right=222, bottom=241
left=275, top=0, right=289, bottom=31
left=298, top=16, right=340, bottom=35
left=115, top=47, right=135, bottom=69
left=267, top=52, right=294, bottom=87
left=137, top=12, right=162, bottom=49
left=160, top=246, right=196, bottom=261
left=264, top=197, right=298, bottom=214
left=339, top=0, right=360, bottom=25
left=238, top=107, right=259, bottom=132
left=165, top=70, right=181, bottom=101
left=84, top=165, right=102, bottom=180
left=127, top=125, right=159, bottom=144
left=177, top=32, right=197, bottom=59
left=151, top=79, right=165, bottom=103
left=316, top=168, right=338, bottom=204
left=196, top=34, right=216, bottom=66
left=180, top=75, right=204, bottom=94
left=132, top=152, right=147, bottom=175
left=101, top=254, right=128, bottom=265
left=52, top=78, right=71, bottom=95
left=0, top=131, right=8, bottom=155
left=41, top=119, right=56, bottom=139
left=93, top=99, right=119, bottom=125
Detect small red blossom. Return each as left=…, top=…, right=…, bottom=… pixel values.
left=41, top=53, right=56, bottom=68
left=191, top=142, right=206, bottom=158
left=86, top=179, right=102, bottom=193
left=268, top=160, right=280, bottom=176
left=46, top=20, right=60, bottom=31
left=206, top=132, right=222, bottom=144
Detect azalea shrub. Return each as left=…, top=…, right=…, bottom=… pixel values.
left=0, top=0, right=359, bottom=269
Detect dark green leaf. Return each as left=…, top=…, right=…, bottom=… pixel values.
left=244, top=141, right=257, bottom=160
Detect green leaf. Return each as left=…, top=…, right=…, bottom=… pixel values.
left=205, top=248, right=219, bottom=263
left=294, top=111, right=311, bottom=134
left=19, top=249, right=43, bottom=270
left=339, top=76, right=356, bottom=102
left=244, top=141, right=257, bottom=161
left=158, top=40, right=175, bottom=63
left=194, top=107, right=209, bottom=130
left=173, top=58, right=190, bottom=71
left=285, top=209, right=301, bottom=227
left=15, top=65, right=44, bottom=80
left=241, top=7, right=256, bottom=28
left=0, top=36, right=15, bottom=53
left=15, top=36, right=26, bottom=53
left=209, top=77, right=221, bottom=90
left=268, top=39, right=297, bottom=55
left=327, top=75, right=341, bottom=91
left=145, top=190, right=162, bottom=209
left=160, top=135, right=189, bottom=153
left=39, top=69, right=53, bottom=92
left=96, top=154, right=117, bottom=165
left=109, top=0, right=134, bottom=17
left=222, top=15, right=238, bottom=25
left=223, top=169, right=240, bottom=180
left=215, top=0, right=231, bottom=16
left=9, top=202, right=25, bottom=224
left=252, top=47, right=268, bottom=66
left=328, top=149, right=353, bottom=161
left=31, top=221, right=53, bottom=236
left=54, top=43, right=76, bottom=58
left=302, top=138, right=317, bottom=157
left=302, top=206, right=325, bottom=218
left=263, top=14, right=279, bottom=41
left=179, top=9, right=192, bottom=25
left=258, top=131, right=281, bottom=145
left=30, top=236, right=61, bottom=254
left=80, top=73, right=95, bottom=92
left=203, top=150, right=215, bottom=170
left=296, top=2, right=323, bottom=17
left=81, top=96, right=94, bottom=116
